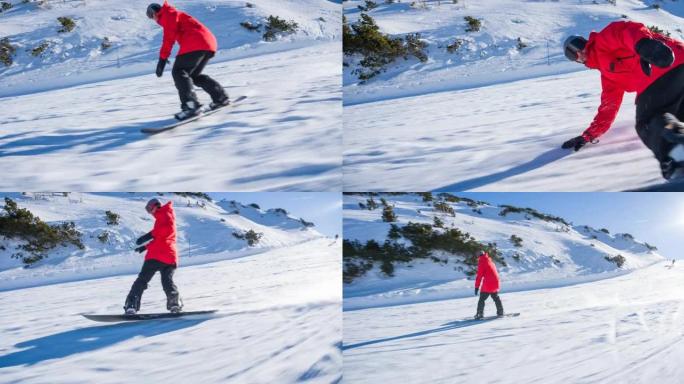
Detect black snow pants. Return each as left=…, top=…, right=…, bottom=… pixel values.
left=172, top=50, right=227, bottom=107
left=635, top=63, right=684, bottom=164
left=477, top=291, right=504, bottom=316
left=125, top=259, right=180, bottom=311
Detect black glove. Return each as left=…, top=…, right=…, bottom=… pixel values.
left=562, top=135, right=588, bottom=152
left=636, top=38, right=674, bottom=76
left=135, top=245, right=147, bottom=253
left=136, top=232, right=153, bottom=245
left=475, top=288, right=479, bottom=296
left=155, top=58, right=167, bottom=77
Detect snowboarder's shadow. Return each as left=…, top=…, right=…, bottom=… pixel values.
left=0, top=122, right=155, bottom=157
left=342, top=317, right=497, bottom=351
left=0, top=318, right=207, bottom=368
left=434, top=147, right=571, bottom=191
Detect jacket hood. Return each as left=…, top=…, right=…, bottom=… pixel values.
left=583, top=31, right=600, bottom=70
left=154, top=201, right=173, bottom=218
left=156, top=1, right=176, bottom=26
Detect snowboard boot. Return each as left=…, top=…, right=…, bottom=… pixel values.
left=474, top=312, right=484, bottom=320
left=174, top=100, right=203, bottom=121
left=661, top=145, right=684, bottom=180
left=123, top=294, right=141, bottom=315
left=167, top=294, right=183, bottom=313
left=209, top=96, right=230, bottom=110
left=497, top=312, right=505, bottom=318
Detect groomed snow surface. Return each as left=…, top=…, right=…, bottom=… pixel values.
left=344, top=261, right=683, bottom=384
left=343, top=0, right=684, bottom=191
left=0, top=0, right=342, bottom=190
left=0, top=239, right=342, bottom=384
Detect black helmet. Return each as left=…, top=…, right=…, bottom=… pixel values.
left=146, top=3, right=162, bottom=19
left=563, top=35, right=587, bottom=61
left=145, top=198, right=162, bottom=213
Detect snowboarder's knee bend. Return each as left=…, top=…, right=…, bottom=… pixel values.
left=131, top=278, right=149, bottom=293
left=172, top=67, right=192, bottom=83
left=191, top=73, right=209, bottom=83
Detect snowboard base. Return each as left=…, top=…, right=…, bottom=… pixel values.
left=82, top=310, right=217, bottom=322
left=141, top=95, right=247, bottom=135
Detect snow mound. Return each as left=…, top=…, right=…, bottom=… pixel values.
left=343, top=193, right=664, bottom=310
left=0, top=192, right=323, bottom=291
left=0, top=0, right=340, bottom=96
left=344, top=0, right=684, bottom=103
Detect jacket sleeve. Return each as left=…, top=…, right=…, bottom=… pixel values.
left=159, top=13, right=177, bottom=60
left=583, top=75, right=624, bottom=141
left=620, top=22, right=655, bottom=52
left=475, top=257, right=484, bottom=289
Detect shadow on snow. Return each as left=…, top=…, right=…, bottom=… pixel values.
left=0, top=318, right=208, bottom=368
left=434, top=147, right=571, bottom=191
left=342, top=317, right=497, bottom=351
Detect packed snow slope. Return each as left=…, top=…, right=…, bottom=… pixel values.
left=0, top=192, right=323, bottom=291
left=343, top=0, right=684, bottom=191
left=344, top=260, right=683, bottom=384
left=343, top=193, right=663, bottom=310
left=0, top=0, right=342, bottom=191
left=0, top=239, right=342, bottom=384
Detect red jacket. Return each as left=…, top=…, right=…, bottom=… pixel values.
left=582, top=21, right=684, bottom=140
left=475, top=253, right=500, bottom=293
left=145, top=201, right=178, bottom=266
left=156, top=1, right=218, bottom=60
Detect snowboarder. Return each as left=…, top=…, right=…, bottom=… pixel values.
left=474, top=251, right=504, bottom=319
left=123, top=198, right=182, bottom=314
left=146, top=2, right=230, bottom=120
left=561, top=21, right=684, bottom=179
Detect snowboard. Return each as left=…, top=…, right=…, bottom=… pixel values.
left=141, top=95, right=247, bottom=135
left=467, top=312, right=520, bottom=322
left=82, top=310, right=217, bottom=322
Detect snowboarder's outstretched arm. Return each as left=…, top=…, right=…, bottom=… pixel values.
left=136, top=232, right=153, bottom=245
left=563, top=76, right=624, bottom=151
left=583, top=76, right=624, bottom=141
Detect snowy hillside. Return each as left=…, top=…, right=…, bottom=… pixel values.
left=344, top=260, right=682, bottom=384
left=0, top=0, right=342, bottom=191
left=343, top=0, right=684, bottom=191
left=0, top=192, right=323, bottom=291
left=0, top=239, right=342, bottom=384
left=343, top=193, right=663, bottom=310
left=0, top=0, right=340, bottom=94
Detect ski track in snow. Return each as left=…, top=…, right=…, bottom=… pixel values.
left=343, top=261, right=684, bottom=384
left=0, top=239, right=342, bottom=384
left=344, top=70, right=663, bottom=191
left=0, top=42, right=342, bottom=191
